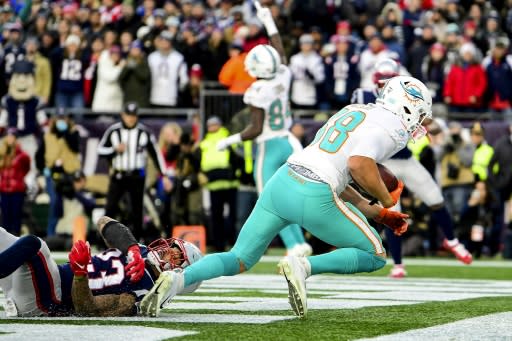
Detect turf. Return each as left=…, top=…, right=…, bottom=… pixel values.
left=247, top=261, right=512, bottom=280
left=2, top=297, right=511, bottom=340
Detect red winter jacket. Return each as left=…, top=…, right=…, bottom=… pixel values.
left=443, top=63, right=487, bottom=108
left=0, top=145, right=30, bottom=193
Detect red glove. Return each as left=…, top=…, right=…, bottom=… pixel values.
left=68, top=240, right=91, bottom=276
left=389, top=180, right=405, bottom=207
left=125, top=245, right=145, bottom=283
left=374, top=208, right=409, bottom=236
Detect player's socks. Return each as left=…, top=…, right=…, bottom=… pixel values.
left=291, top=225, right=306, bottom=244
left=280, top=224, right=304, bottom=249
left=0, top=235, right=41, bottom=278
left=183, top=251, right=239, bottom=287
left=431, top=206, right=455, bottom=240
left=308, top=248, right=386, bottom=275
left=384, top=227, right=403, bottom=265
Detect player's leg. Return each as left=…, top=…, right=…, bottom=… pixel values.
left=298, top=191, right=387, bottom=275
left=141, top=170, right=293, bottom=316
left=4, top=236, right=62, bottom=316
left=395, top=157, right=472, bottom=264
left=255, top=138, right=306, bottom=251
left=0, top=227, right=19, bottom=294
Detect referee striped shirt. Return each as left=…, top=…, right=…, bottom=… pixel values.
left=97, top=122, right=166, bottom=174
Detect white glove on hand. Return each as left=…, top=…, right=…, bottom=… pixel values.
left=254, top=1, right=278, bottom=35
left=217, top=133, right=242, bottom=151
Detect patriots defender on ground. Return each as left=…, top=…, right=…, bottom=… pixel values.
left=0, top=217, right=201, bottom=317
left=351, top=59, right=472, bottom=278
left=215, top=2, right=310, bottom=257
left=139, top=74, right=432, bottom=319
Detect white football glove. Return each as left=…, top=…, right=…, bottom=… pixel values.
left=254, top=1, right=278, bottom=35
left=216, top=133, right=241, bottom=151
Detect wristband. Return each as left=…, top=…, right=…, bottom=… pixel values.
left=225, top=133, right=242, bottom=146
left=264, top=20, right=278, bottom=36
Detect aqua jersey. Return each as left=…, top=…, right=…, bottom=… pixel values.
left=288, top=103, right=409, bottom=195
left=243, top=64, right=293, bottom=143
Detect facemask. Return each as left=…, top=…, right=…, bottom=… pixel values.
left=56, top=120, right=68, bottom=132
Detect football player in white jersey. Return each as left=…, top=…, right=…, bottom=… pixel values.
left=139, top=73, right=433, bottom=319
left=215, top=1, right=311, bottom=257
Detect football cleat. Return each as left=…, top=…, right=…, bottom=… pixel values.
left=3, top=298, right=18, bottom=317
left=443, top=239, right=473, bottom=265
left=278, top=256, right=308, bottom=318
left=286, top=243, right=313, bottom=257
left=140, top=269, right=184, bottom=317
left=389, top=264, right=407, bottom=279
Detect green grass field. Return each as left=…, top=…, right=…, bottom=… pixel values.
left=2, top=254, right=512, bottom=340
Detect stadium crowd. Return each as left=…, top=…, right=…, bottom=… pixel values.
left=0, top=0, right=511, bottom=262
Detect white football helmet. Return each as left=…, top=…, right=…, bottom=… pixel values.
left=146, top=237, right=203, bottom=294
left=244, top=44, right=280, bottom=79
left=376, top=76, right=433, bottom=139
left=147, top=237, right=203, bottom=272
left=373, top=58, right=400, bottom=88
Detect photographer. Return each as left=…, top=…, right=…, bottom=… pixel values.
left=173, top=132, right=203, bottom=227
left=45, top=171, right=96, bottom=251
left=458, top=181, right=500, bottom=258
left=440, top=122, right=475, bottom=223
left=36, top=109, right=81, bottom=237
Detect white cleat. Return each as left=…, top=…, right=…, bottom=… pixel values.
left=139, top=270, right=184, bottom=317
left=278, top=255, right=308, bottom=318
left=3, top=298, right=18, bottom=317
left=287, top=243, right=313, bottom=257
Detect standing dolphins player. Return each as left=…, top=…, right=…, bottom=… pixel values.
left=215, top=1, right=311, bottom=257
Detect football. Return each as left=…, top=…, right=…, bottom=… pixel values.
left=377, top=163, right=399, bottom=192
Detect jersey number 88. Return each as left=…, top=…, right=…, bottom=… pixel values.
left=312, top=110, right=365, bottom=153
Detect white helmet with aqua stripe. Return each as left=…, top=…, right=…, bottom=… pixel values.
left=244, top=44, right=280, bottom=79
left=377, top=75, right=433, bottom=140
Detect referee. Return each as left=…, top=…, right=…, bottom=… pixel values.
left=97, top=102, right=171, bottom=239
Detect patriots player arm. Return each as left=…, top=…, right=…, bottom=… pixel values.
left=72, top=276, right=136, bottom=316
left=348, top=156, right=394, bottom=208
left=98, top=216, right=138, bottom=254
left=240, top=106, right=264, bottom=140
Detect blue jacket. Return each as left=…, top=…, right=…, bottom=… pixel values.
left=482, top=55, right=512, bottom=103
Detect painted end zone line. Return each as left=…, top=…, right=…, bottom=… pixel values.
left=0, top=312, right=294, bottom=324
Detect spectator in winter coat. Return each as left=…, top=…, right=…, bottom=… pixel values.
left=51, top=34, right=88, bottom=110
left=421, top=43, right=450, bottom=103
left=218, top=41, right=254, bottom=94
left=482, top=37, right=512, bottom=122
left=24, top=37, right=52, bottom=106
left=119, top=40, right=151, bottom=108
left=323, top=35, right=359, bottom=109
left=92, top=46, right=125, bottom=112
left=0, top=128, right=30, bottom=235
left=290, top=34, right=325, bottom=108
left=408, top=24, right=436, bottom=79
left=148, top=31, right=188, bottom=107
left=357, top=33, right=396, bottom=88
left=443, top=43, right=487, bottom=112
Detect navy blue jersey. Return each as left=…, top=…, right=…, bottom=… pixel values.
left=351, top=87, right=412, bottom=159
left=3, top=44, right=25, bottom=79
left=51, top=48, right=88, bottom=93
left=57, top=245, right=156, bottom=314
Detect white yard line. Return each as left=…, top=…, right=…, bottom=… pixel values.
left=357, top=312, right=512, bottom=341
